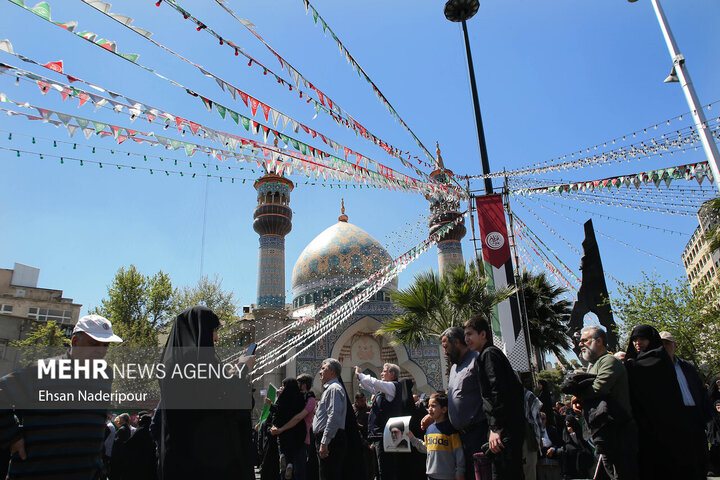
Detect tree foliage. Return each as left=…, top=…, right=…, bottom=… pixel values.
left=519, top=270, right=573, bottom=364
left=92, top=265, right=174, bottom=347
left=11, top=321, right=69, bottom=365
left=701, top=197, right=720, bottom=252
left=171, top=274, right=244, bottom=348
left=378, top=262, right=516, bottom=347
left=536, top=364, right=566, bottom=400
left=613, top=273, right=720, bottom=378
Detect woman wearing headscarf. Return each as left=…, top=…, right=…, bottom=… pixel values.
left=157, top=306, right=254, bottom=480
left=537, top=379, right=555, bottom=421
left=558, top=415, right=593, bottom=478
left=272, top=377, right=307, bottom=479
left=624, top=324, right=685, bottom=480
left=122, top=414, right=158, bottom=480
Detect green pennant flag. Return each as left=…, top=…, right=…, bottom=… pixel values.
left=298, top=143, right=308, bottom=155
left=184, top=143, right=194, bottom=156
left=290, top=138, right=300, bottom=150
left=9, top=0, right=24, bottom=7
left=241, top=117, right=250, bottom=131
left=119, top=53, right=139, bottom=63
left=93, top=121, right=106, bottom=133
left=312, top=10, right=318, bottom=24
left=228, top=109, right=239, bottom=125
left=280, top=134, right=290, bottom=146
left=216, top=104, right=226, bottom=119
left=31, top=2, right=51, bottom=21
left=170, top=139, right=182, bottom=150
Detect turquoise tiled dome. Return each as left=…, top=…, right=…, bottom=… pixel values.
left=291, top=220, right=397, bottom=303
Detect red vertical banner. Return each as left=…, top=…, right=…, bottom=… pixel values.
left=475, top=194, right=511, bottom=269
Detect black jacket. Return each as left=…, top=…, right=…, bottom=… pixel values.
left=477, top=344, right=525, bottom=433
left=676, top=357, right=712, bottom=421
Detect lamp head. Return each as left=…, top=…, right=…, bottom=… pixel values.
left=444, top=0, right=480, bottom=22
left=664, top=67, right=679, bottom=83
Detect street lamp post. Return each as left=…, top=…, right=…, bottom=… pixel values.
left=630, top=0, right=720, bottom=193
left=444, top=0, right=493, bottom=194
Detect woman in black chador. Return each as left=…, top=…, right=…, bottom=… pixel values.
left=624, top=324, right=685, bottom=480
left=157, top=306, right=253, bottom=480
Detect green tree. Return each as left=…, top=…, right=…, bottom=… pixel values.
left=378, top=262, right=516, bottom=347
left=171, top=274, right=245, bottom=348
left=518, top=270, right=572, bottom=370
left=92, top=265, right=174, bottom=346
left=536, top=364, right=565, bottom=400
left=701, top=197, right=720, bottom=252
left=613, top=273, right=720, bottom=378
left=10, top=321, right=69, bottom=365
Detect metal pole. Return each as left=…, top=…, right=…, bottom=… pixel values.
left=466, top=178, right=482, bottom=272
left=460, top=19, right=493, bottom=195
left=649, top=0, right=720, bottom=193
left=504, top=176, right=535, bottom=377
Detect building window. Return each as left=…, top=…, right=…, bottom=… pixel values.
left=0, top=339, right=7, bottom=360
left=0, top=305, right=12, bottom=313
left=27, top=308, right=73, bottom=324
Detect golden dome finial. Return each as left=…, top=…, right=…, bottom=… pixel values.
left=338, top=198, right=348, bottom=222
left=436, top=141, right=445, bottom=169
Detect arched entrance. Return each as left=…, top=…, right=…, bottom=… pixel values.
left=329, top=316, right=434, bottom=397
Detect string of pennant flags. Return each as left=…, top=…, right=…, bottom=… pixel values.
left=466, top=118, right=720, bottom=180
left=558, top=190, right=699, bottom=214
left=514, top=246, right=578, bottom=297
left=513, top=221, right=579, bottom=291
left=153, top=0, right=439, bottom=171
left=77, top=0, right=432, bottom=179
left=0, top=57, right=443, bottom=195
left=0, top=32, right=456, bottom=198
left=505, top=99, right=720, bottom=175
left=532, top=190, right=696, bottom=216
left=210, top=0, right=439, bottom=168
left=245, top=213, right=467, bottom=377
left=522, top=198, right=681, bottom=266
left=523, top=196, right=690, bottom=236
left=0, top=67, right=459, bottom=198
left=512, top=160, right=714, bottom=195
left=512, top=214, right=581, bottom=285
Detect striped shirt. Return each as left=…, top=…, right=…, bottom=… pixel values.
left=0, top=356, right=110, bottom=479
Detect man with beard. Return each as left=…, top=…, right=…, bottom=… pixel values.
left=574, top=325, right=638, bottom=480
left=438, top=326, right=487, bottom=479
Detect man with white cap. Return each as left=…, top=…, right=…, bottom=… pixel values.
left=659, top=330, right=712, bottom=480
left=0, top=314, right=122, bottom=479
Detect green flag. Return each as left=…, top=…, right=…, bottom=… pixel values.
left=258, top=383, right=277, bottom=425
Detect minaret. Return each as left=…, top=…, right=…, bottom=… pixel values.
left=253, top=165, right=293, bottom=341
left=427, top=142, right=466, bottom=276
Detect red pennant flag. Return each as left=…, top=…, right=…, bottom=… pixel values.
left=260, top=103, right=270, bottom=121
left=309, top=129, right=317, bottom=138
left=301, top=124, right=310, bottom=134
left=250, top=98, right=260, bottom=116
left=239, top=92, right=249, bottom=106
left=60, top=87, right=71, bottom=101
left=37, top=81, right=51, bottom=94
left=78, top=92, right=90, bottom=107
left=188, top=122, right=200, bottom=135
left=43, top=61, right=64, bottom=73
left=175, top=116, right=185, bottom=133
left=117, top=135, right=128, bottom=144
left=343, top=147, right=350, bottom=160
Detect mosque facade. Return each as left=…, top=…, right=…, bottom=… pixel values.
left=250, top=154, right=466, bottom=395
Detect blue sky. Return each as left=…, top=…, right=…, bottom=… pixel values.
left=0, top=0, right=718, bottom=317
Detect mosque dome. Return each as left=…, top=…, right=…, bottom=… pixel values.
left=291, top=203, right=398, bottom=308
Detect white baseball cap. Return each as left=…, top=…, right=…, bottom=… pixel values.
left=72, top=314, right=123, bottom=343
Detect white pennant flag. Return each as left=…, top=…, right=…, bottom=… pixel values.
left=66, top=124, right=78, bottom=137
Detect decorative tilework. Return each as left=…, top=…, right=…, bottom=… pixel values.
left=257, top=182, right=290, bottom=197
left=257, top=236, right=285, bottom=308
left=292, top=222, right=396, bottom=301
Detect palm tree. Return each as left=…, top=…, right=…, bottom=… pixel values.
left=377, top=262, right=516, bottom=347
left=701, top=197, right=720, bottom=252
left=518, top=270, right=572, bottom=369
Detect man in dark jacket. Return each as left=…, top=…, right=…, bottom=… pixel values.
left=536, top=412, right=563, bottom=480
left=660, top=331, right=712, bottom=479
left=464, top=316, right=525, bottom=480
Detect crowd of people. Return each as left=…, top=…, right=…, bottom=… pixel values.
left=0, top=306, right=718, bottom=480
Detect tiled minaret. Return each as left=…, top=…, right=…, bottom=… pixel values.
left=253, top=172, right=293, bottom=310
left=427, top=142, right=466, bottom=276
